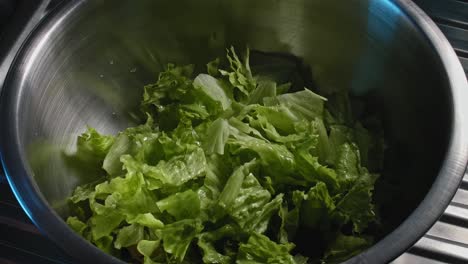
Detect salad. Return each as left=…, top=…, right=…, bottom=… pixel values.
left=66, top=47, right=384, bottom=264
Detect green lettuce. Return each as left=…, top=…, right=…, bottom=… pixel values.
left=237, top=232, right=296, bottom=264
left=66, top=47, right=384, bottom=263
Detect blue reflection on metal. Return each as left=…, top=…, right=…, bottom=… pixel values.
left=368, top=0, right=401, bottom=42
left=351, top=0, right=403, bottom=95
left=0, top=156, right=39, bottom=227
left=381, top=0, right=402, bottom=16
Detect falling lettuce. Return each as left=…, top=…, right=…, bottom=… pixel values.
left=66, top=47, right=384, bottom=263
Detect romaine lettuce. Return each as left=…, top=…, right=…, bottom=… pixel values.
left=66, top=47, right=383, bottom=264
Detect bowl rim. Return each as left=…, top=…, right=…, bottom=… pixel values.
left=1, top=0, right=467, bottom=263
left=347, top=0, right=468, bottom=263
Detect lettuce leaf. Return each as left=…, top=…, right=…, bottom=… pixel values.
left=157, top=219, right=204, bottom=262
left=156, top=190, right=201, bottom=220
left=204, top=118, right=230, bottom=155
left=219, top=46, right=256, bottom=98
left=322, top=234, right=372, bottom=264
left=237, top=233, right=296, bottom=264
left=227, top=173, right=283, bottom=234
left=197, top=224, right=239, bottom=264
left=194, top=74, right=232, bottom=111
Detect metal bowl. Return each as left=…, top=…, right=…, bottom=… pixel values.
left=1, top=0, right=468, bottom=263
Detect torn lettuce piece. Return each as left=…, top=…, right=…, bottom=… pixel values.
left=219, top=46, right=256, bottom=97
left=156, top=219, right=204, bottom=262
left=277, top=190, right=306, bottom=244
left=103, top=133, right=132, bottom=176
left=293, top=136, right=339, bottom=192
left=127, top=213, right=164, bottom=229
left=264, top=89, right=326, bottom=121
left=94, top=165, right=159, bottom=217
left=156, top=190, right=201, bottom=220
left=322, top=234, right=372, bottom=264
left=94, top=235, right=114, bottom=254
left=237, top=233, right=296, bottom=264
left=228, top=173, right=283, bottom=234
left=207, top=58, right=220, bottom=77
left=63, top=127, right=115, bottom=180
left=218, top=160, right=257, bottom=209
left=204, top=118, right=230, bottom=155
left=197, top=225, right=238, bottom=264
left=141, top=63, right=194, bottom=109
left=137, top=240, right=161, bottom=264
left=114, top=224, right=144, bottom=249
left=75, top=127, right=115, bottom=166
left=89, top=208, right=124, bottom=241
left=227, top=132, right=296, bottom=183
left=300, top=182, right=335, bottom=229
left=198, top=154, right=234, bottom=222
left=120, top=147, right=206, bottom=190
left=67, top=216, right=87, bottom=236
left=248, top=80, right=276, bottom=105
left=194, top=74, right=232, bottom=111
left=333, top=172, right=378, bottom=233
left=335, top=143, right=362, bottom=185
left=178, top=102, right=211, bottom=123
left=103, top=118, right=158, bottom=176
left=228, top=117, right=268, bottom=141
left=247, top=104, right=299, bottom=134
left=69, top=182, right=96, bottom=203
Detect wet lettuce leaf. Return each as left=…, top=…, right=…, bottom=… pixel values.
left=322, top=234, right=372, bottom=264
left=157, top=219, right=204, bottom=262
left=237, top=232, right=296, bottom=264
left=66, top=47, right=384, bottom=264
left=197, top=224, right=239, bottom=263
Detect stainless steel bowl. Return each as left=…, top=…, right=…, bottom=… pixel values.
left=1, top=0, right=468, bottom=263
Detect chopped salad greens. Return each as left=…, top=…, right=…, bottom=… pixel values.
left=66, top=47, right=384, bottom=264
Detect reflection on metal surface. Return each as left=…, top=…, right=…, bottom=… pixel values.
left=394, top=0, right=468, bottom=264
left=393, top=1, right=468, bottom=263
left=393, top=253, right=447, bottom=264
left=0, top=1, right=52, bottom=91
left=412, top=236, right=468, bottom=263
left=394, top=4, right=468, bottom=264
